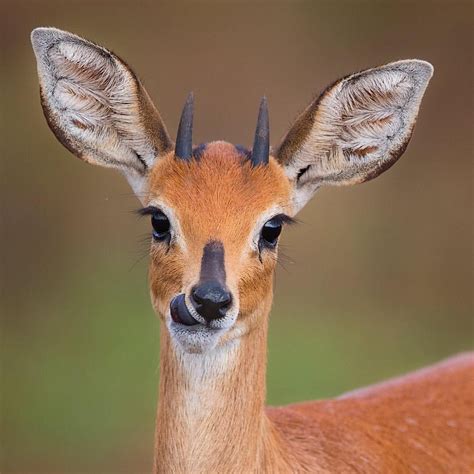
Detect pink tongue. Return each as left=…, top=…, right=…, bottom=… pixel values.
left=170, top=294, right=199, bottom=326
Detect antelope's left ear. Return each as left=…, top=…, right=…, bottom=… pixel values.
left=276, top=60, right=433, bottom=213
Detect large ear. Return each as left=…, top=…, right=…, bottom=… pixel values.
left=31, top=27, right=173, bottom=199
left=276, top=60, right=433, bottom=213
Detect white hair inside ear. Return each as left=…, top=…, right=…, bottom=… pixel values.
left=276, top=60, right=434, bottom=214
left=31, top=27, right=172, bottom=202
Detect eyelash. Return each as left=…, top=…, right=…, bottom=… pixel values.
left=136, top=206, right=161, bottom=217
left=268, top=214, right=296, bottom=227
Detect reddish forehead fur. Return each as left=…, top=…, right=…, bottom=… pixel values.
left=148, top=141, right=292, bottom=245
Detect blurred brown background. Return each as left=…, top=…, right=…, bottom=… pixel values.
left=1, top=1, right=472, bottom=473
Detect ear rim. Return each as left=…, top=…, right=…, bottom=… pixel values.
left=276, top=59, right=434, bottom=212
left=31, top=27, right=173, bottom=180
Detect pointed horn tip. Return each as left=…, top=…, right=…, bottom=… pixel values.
left=251, top=97, right=270, bottom=166
left=175, top=92, right=194, bottom=160
left=258, top=97, right=269, bottom=125
left=181, top=92, right=194, bottom=118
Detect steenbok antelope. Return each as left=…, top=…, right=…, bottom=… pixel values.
left=32, top=27, right=473, bottom=473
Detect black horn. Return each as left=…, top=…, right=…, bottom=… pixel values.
left=175, top=92, right=194, bottom=160
left=251, top=97, right=269, bottom=166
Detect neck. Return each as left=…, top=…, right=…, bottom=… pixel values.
left=153, top=306, right=290, bottom=473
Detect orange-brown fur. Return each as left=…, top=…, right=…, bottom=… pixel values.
left=148, top=142, right=291, bottom=329
left=147, top=143, right=473, bottom=473
left=269, top=353, right=474, bottom=472
left=31, top=30, right=472, bottom=472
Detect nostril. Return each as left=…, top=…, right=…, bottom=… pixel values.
left=215, top=288, right=232, bottom=309
left=191, top=286, right=203, bottom=304
left=222, top=291, right=232, bottom=308
left=191, top=282, right=232, bottom=321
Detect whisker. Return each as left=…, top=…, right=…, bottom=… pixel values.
left=128, top=252, right=149, bottom=272
left=128, top=233, right=151, bottom=272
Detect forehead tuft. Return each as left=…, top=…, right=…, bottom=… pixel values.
left=192, top=141, right=250, bottom=161
left=192, top=142, right=251, bottom=160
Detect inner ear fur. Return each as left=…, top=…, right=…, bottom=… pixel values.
left=31, top=27, right=172, bottom=180
left=276, top=60, right=433, bottom=212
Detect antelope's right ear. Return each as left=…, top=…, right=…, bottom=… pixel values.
left=31, top=27, right=172, bottom=199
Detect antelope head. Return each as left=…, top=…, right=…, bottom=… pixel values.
left=31, top=27, right=433, bottom=354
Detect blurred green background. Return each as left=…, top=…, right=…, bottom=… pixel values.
left=1, top=1, right=472, bottom=472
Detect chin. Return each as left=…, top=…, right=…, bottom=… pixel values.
left=167, top=315, right=246, bottom=354
left=168, top=319, right=226, bottom=353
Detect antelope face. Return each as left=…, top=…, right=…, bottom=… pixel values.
left=32, top=27, right=433, bottom=354
left=145, top=144, right=292, bottom=352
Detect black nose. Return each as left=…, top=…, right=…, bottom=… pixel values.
left=191, top=281, right=232, bottom=322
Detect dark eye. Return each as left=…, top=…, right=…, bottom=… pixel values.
left=151, top=210, right=171, bottom=241
left=260, top=218, right=283, bottom=248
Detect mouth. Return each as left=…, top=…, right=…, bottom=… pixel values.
left=170, top=294, right=200, bottom=326
left=167, top=293, right=237, bottom=353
